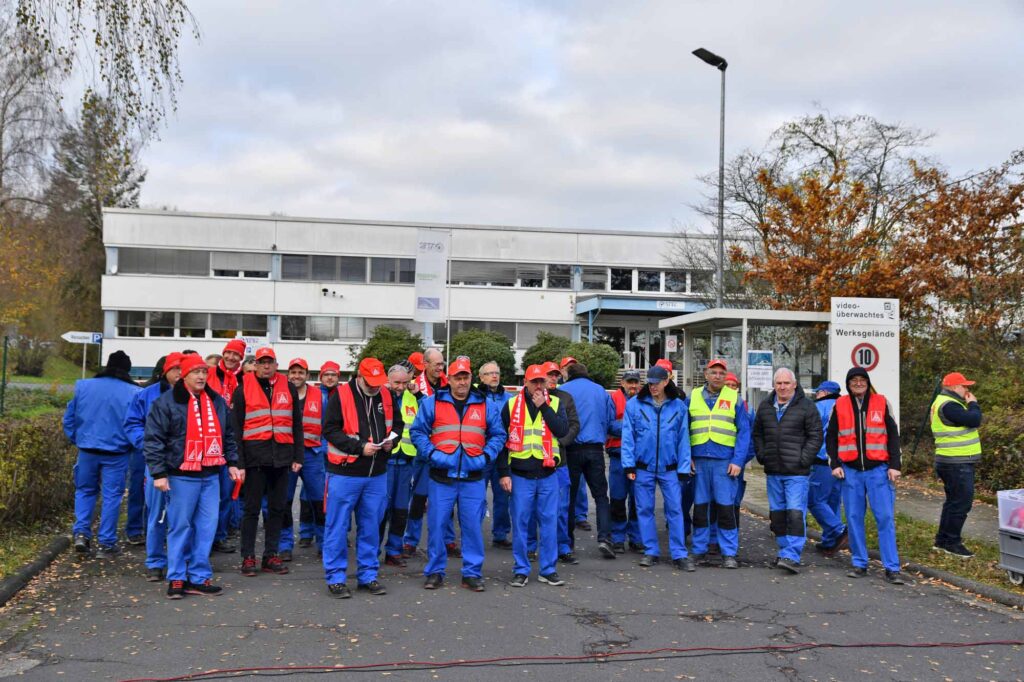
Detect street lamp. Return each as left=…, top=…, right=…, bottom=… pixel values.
left=692, top=47, right=727, bottom=309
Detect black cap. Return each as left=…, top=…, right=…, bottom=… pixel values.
left=106, top=350, right=132, bottom=373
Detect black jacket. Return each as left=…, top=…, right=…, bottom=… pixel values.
left=753, top=389, right=823, bottom=476
left=231, top=376, right=304, bottom=469
left=553, top=388, right=580, bottom=448
left=323, top=377, right=406, bottom=478
left=497, top=394, right=570, bottom=479
left=145, top=380, right=238, bottom=479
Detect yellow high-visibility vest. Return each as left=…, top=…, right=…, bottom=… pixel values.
left=930, top=394, right=982, bottom=458
left=689, top=386, right=738, bottom=448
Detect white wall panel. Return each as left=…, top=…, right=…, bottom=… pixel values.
left=101, top=275, right=275, bottom=313
left=104, top=211, right=275, bottom=251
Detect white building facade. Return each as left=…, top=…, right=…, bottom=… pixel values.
left=101, top=209, right=714, bottom=376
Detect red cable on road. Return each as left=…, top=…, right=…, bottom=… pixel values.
left=119, top=639, right=1024, bottom=681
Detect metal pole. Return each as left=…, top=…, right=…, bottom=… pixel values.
left=716, top=66, right=727, bottom=310
left=0, top=335, right=8, bottom=416
left=445, top=230, right=452, bottom=356
left=81, top=344, right=87, bottom=379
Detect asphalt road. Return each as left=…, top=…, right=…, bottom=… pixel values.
left=1, top=507, right=1021, bottom=681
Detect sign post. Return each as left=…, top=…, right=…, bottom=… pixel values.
left=62, top=331, right=104, bottom=379
left=828, top=298, right=900, bottom=422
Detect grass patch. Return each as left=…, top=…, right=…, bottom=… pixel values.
left=0, top=516, right=71, bottom=581
left=10, top=355, right=92, bottom=385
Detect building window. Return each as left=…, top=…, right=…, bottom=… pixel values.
left=117, top=311, right=145, bottom=337
left=339, top=257, right=367, bottom=282
left=281, top=255, right=309, bottom=280
left=450, top=261, right=516, bottom=287
left=308, top=316, right=335, bottom=341
left=210, top=313, right=242, bottom=339
left=690, top=271, right=714, bottom=292
left=489, top=321, right=516, bottom=342
left=397, top=258, right=415, bottom=284
left=148, top=311, right=175, bottom=337
left=281, top=315, right=306, bottom=340
left=366, top=318, right=419, bottom=335
left=337, top=317, right=364, bottom=339
left=179, top=313, right=207, bottom=338
left=241, top=315, right=267, bottom=336
left=517, top=264, right=544, bottom=288
left=665, top=271, right=687, bottom=293
left=610, top=268, right=632, bottom=291
left=638, top=270, right=661, bottom=292
left=211, top=252, right=272, bottom=278
left=580, top=266, right=607, bottom=291
left=370, top=258, right=414, bottom=284
left=118, top=248, right=209, bottom=276
left=547, top=264, right=572, bottom=290
left=311, top=255, right=337, bottom=280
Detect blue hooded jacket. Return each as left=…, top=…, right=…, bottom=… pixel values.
left=621, top=383, right=691, bottom=475
left=410, top=387, right=507, bottom=480
left=63, top=375, right=142, bottom=454
left=559, top=375, right=616, bottom=445
left=124, top=379, right=172, bottom=451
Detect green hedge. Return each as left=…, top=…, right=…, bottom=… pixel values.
left=0, top=413, right=77, bottom=526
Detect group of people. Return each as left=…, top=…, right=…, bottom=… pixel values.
left=63, top=341, right=985, bottom=600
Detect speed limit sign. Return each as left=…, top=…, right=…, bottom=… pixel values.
left=851, top=342, right=879, bottom=371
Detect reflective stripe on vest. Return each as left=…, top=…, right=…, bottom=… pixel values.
left=242, top=373, right=294, bottom=443
left=606, top=389, right=626, bottom=449
left=835, top=393, right=889, bottom=462
left=398, top=390, right=418, bottom=457
left=301, top=384, right=323, bottom=448
left=930, top=394, right=982, bottom=457
left=507, top=394, right=561, bottom=465
left=327, top=382, right=394, bottom=465
left=689, top=386, right=738, bottom=447
left=430, top=400, right=487, bottom=456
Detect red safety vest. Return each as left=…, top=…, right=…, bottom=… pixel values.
left=327, top=382, right=394, bottom=465
left=431, top=399, right=487, bottom=457
left=206, top=363, right=240, bottom=407
left=606, top=389, right=627, bottom=449
left=241, top=373, right=294, bottom=443
left=835, top=393, right=889, bottom=463
left=301, top=384, right=323, bottom=448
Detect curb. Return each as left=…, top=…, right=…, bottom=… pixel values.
left=0, top=534, right=70, bottom=608
left=742, top=501, right=1024, bottom=610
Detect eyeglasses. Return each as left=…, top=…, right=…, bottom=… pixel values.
left=480, top=371, right=500, bottom=376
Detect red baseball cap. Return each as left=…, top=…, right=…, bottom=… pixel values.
left=525, top=364, right=546, bottom=382
left=706, top=359, right=728, bottom=370
left=179, top=354, right=208, bottom=377
left=942, top=372, right=975, bottom=387
left=255, top=347, right=277, bottom=362
left=655, top=359, right=673, bottom=372
left=559, top=356, right=578, bottom=369
left=163, top=352, right=183, bottom=374
left=448, top=358, right=472, bottom=377
left=724, top=372, right=739, bottom=384
left=408, top=352, right=425, bottom=371
left=223, top=339, right=246, bottom=357
left=319, top=361, right=340, bottom=375
left=542, top=361, right=560, bottom=376
left=287, top=358, right=308, bottom=370
left=359, top=358, right=387, bottom=387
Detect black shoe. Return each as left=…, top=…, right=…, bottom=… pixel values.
left=884, top=570, right=905, bottom=585
left=461, top=576, right=485, bottom=592
left=166, top=580, right=185, bottom=600
left=722, top=556, right=739, bottom=570
left=261, top=554, right=289, bottom=575
left=847, top=566, right=868, bottom=579
left=357, top=580, right=387, bottom=595
left=691, top=553, right=707, bottom=565
left=424, top=574, right=444, bottom=590
left=384, top=554, right=407, bottom=567
left=575, top=520, right=592, bottom=531
left=126, top=534, right=145, bottom=546
left=298, top=537, right=313, bottom=548
left=628, top=541, right=645, bottom=554
left=674, top=557, right=696, bottom=572
left=146, top=567, right=166, bottom=582
left=446, top=542, right=462, bottom=558
left=509, top=573, right=528, bottom=588
left=707, top=543, right=721, bottom=556
left=538, top=572, right=565, bottom=586
left=73, top=534, right=91, bottom=554
left=527, top=551, right=538, bottom=561
left=211, top=540, right=237, bottom=554
left=639, top=554, right=660, bottom=567
left=598, top=541, right=616, bottom=559
left=611, top=542, right=626, bottom=554
left=328, top=582, right=352, bottom=599
left=226, top=527, right=240, bottom=540
left=240, top=556, right=258, bottom=577
left=279, top=549, right=293, bottom=562
left=95, top=544, right=121, bottom=559
left=492, top=538, right=513, bottom=549
left=559, top=552, right=579, bottom=565
left=777, top=558, right=800, bottom=574
left=933, top=543, right=974, bottom=559
left=184, top=579, right=223, bottom=596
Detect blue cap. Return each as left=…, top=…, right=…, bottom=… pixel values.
left=646, top=365, right=669, bottom=383
left=622, top=369, right=641, bottom=382
left=814, top=380, right=841, bottom=394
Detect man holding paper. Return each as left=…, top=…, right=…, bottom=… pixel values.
left=321, top=357, right=405, bottom=599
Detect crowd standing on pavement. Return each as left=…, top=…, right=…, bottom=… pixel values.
left=63, top=340, right=990, bottom=599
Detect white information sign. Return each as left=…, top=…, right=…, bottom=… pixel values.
left=61, top=331, right=102, bottom=345
left=829, top=297, right=900, bottom=422
left=746, top=350, right=774, bottom=390
left=413, top=229, right=450, bottom=323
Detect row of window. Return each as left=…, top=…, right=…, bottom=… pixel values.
left=115, top=311, right=572, bottom=348
left=114, top=248, right=714, bottom=294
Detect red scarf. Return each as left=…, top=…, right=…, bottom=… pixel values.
left=216, top=361, right=239, bottom=403
left=181, top=389, right=226, bottom=471
left=414, top=371, right=447, bottom=396
left=507, top=388, right=556, bottom=467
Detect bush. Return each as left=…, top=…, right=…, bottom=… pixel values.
left=12, top=337, right=52, bottom=377
left=0, top=413, right=77, bottom=525
left=2, top=386, right=71, bottom=419
left=561, top=341, right=621, bottom=388
left=521, top=332, right=572, bottom=372
left=448, top=330, right=517, bottom=385
left=353, top=326, right=424, bottom=370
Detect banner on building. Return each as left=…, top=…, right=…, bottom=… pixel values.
left=828, top=297, right=900, bottom=422
left=413, top=229, right=450, bottom=323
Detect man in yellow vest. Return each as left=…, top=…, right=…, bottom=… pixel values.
left=685, top=359, right=752, bottom=568
left=930, top=372, right=983, bottom=559
left=382, top=364, right=417, bottom=566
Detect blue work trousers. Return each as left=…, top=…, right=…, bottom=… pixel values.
left=607, top=456, right=640, bottom=544
left=383, top=458, right=415, bottom=556
left=279, top=449, right=326, bottom=551
left=144, top=475, right=170, bottom=569
left=322, top=473, right=387, bottom=585
left=424, top=478, right=486, bottom=579
left=72, top=451, right=129, bottom=547
left=691, top=458, right=739, bottom=557
left=842, top=465, right=900, bottom=572
left=767, top=474, right=809, bottom=562
left=404, top=460, right=454, bottom=548
left=485, top=462, right=512, bottom=542
left=808, top=464, right=846, bottom=547
left=215, top=466, right=235, bottom=542
left=635, top=468, right=688, bottom=560
left=575, top=483, right=589, bottom=522
left=510, top=473, right=559, bottom=576
left=126, top=448, right=146, bottom=538
left=165, top=474, right=219, bottom=583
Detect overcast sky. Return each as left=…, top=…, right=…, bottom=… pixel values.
left=139, top=0, right=1024, bottom=232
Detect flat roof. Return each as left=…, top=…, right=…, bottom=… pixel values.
left=103, top=207, right=722, bottom=241
left=658, top=307, right=830, bottom=331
